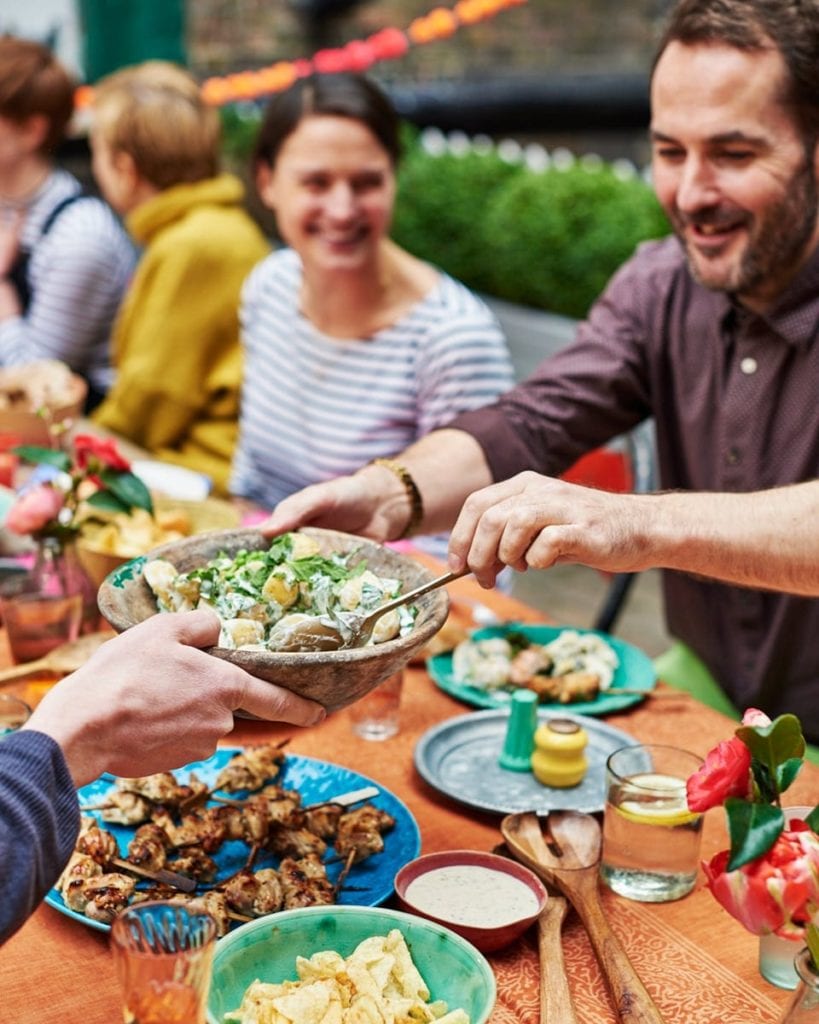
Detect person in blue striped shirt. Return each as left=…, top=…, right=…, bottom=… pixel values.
left=230, top=73, right=514, bottom=557
left=0, top=37, right=136, bottom=408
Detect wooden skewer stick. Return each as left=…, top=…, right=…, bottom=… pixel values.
left=333, top=849, right=357, bottom=898
left=306, top=786, right=379, bottom=810
left=110, top=857, right=197, bottom=893
left=227, top=910, right=253, bottom=924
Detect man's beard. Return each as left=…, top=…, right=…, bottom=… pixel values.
left=673, top=159, right=819, bottom=300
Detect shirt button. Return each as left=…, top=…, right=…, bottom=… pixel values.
left=740, top=357, right=758, bottom=375
left=726, top=447, right=741, bottom=465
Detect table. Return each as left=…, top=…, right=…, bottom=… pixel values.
left=0, top=571, right=811, bottom=1023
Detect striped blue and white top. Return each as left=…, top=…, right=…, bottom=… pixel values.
left=0, top=169, right=136, bottom=392
left=231, top=248, right=514, bottom=552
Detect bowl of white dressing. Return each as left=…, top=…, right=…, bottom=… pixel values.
left=394, top=849, right=547, bottom=952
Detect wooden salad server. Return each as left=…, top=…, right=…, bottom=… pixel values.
left=501, top=810, right=667, bottom=1024
left=538, top=894, right=579, bottom=1024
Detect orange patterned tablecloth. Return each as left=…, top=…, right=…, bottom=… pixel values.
left=0, top=572, right=808, bottom=1023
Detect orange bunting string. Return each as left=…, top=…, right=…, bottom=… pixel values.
left=74, top=0, right=526, bottom=110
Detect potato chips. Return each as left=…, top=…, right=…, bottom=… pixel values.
left=224, top=929, right=470, bottom=1024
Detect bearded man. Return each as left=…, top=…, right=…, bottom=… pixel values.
left=264, top=0, right=819, bottom=742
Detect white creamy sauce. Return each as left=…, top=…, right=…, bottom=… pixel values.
left=405, top=865, right=539, bottom=927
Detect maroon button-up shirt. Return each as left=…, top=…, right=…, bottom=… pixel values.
left=452, top=236, right=819, bottom=740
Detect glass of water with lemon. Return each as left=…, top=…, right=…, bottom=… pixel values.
left=600, top=744, right=704, bottom=902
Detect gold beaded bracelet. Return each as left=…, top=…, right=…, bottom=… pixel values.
left=370, top=457, right=424, bottom=539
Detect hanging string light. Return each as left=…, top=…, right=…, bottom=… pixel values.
left=74, top=0, right=528, bottom=110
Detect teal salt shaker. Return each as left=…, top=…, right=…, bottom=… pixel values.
left=498, top=688, right=538, bottom=771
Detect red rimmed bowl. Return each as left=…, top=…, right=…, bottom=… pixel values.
left=394, top=849, right=547, bottom=952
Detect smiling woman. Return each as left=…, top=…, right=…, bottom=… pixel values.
left=228, top=72, right=515, bottom=559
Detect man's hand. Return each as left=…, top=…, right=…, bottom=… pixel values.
left=24, top=610, right=325, bottom=786
left=447, top=471, right=651, bottom=587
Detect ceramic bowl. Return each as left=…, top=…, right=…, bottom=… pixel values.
left=206, top=904, right=496, bottom=1024
left=97, top=526, right=449, bottom=712
left=394, top=849, right=547, bottom=952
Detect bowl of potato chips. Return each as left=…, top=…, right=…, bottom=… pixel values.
left=207, top=904, right=496, bottom=1024
left=76, top=497, right=241, bottom=588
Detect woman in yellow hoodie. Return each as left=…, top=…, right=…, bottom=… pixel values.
left=89, top=62, right=269, bottom=493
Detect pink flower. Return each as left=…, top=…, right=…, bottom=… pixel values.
left=686, top=708, right=772, bottom=813
left=5, top=484, right=65, bottom=535
left=703, top=823, right=819, bottom=938
left=73, top=434, right=130, bottom=472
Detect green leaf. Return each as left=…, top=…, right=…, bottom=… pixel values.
left=99, top=469, right=153, bottom=513
left=775, top=758, right=803, bottom=794
left=12, top=445, right=71, bottom=471
left=807, top=923, right=819, bottom=972
left=806, top=805, right=819, bottom=832
left=725, top=798, right=785, bottom=871
left=736, top=714, right=805, bottom=797
left=85, top=489, right=130, bottom=514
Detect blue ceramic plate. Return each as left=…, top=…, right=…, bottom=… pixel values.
left=427, top=623, right=656, bottom=714
left=45, top=749, right=420, bottom=934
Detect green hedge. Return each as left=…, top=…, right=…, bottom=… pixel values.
left=394, top=145, right=670, bottom=319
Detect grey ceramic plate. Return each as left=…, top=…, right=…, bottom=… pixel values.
left=414, top=709, right=638, bottom=815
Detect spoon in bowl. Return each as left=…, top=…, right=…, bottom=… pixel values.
left=275, top=570, right=465, bottom=653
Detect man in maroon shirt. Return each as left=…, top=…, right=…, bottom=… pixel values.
left=266, top=0, right=819, bottom=738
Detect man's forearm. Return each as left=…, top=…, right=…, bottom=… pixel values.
left=400, top=429, right=495, bottom=535
left=641, top=482, right=819, bottom=595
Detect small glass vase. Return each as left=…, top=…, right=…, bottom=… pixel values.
left=776, top=948, right=819, bottom=1023
left=32, top=536, right=100, bottom=635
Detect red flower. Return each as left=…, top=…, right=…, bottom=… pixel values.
left=73, top=434, right=130, bottom=472
left=686, top=708, right=772, bottom=813
left=703, top=824, right=819, bottom=938
left=5, top=484, right=65, bottom=535
left=686, top=737, right=752, bottom=813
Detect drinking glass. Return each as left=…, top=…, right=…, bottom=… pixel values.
left=600, top=743, right=704, bottom=902
left=111, top=902, right=217, bottom=1024
left=0, top=694, right=31, bottom=737
left=759, top=806, right=815, bottom=989
left=0, top=574, right=82, bottom=664
left=347, top=670, right=403, bottom=740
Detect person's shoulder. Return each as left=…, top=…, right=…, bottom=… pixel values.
left=414, top=268, right=501, bottom=328
left=244, top=247, right=299, bottom=294
left=613, top=235, right=688, bottom=287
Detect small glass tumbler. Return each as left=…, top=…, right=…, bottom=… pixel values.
left=0, top=573, right=82, bottom=665
left=759, top=806, right=815, bottom=989
left=347, top=670, right=403, bottom=740
left=600, top=743, right=704, bottom=902
left=0, top=694, right=31, bottom=737
left=111, top=902, right=217, bottom=1024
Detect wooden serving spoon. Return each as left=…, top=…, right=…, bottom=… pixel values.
left=0, top=630, right=115, bottom=685
left=538, top=895, right=579, bottom=1024
left=501, top=810, right=666, bottom=1024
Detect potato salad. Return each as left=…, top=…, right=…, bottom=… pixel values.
left=144, top=532, right=417, bottom=652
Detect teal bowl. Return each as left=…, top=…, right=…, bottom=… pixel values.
left=207, top=904, right=497, bottom=1024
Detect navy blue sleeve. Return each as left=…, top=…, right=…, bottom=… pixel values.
left=0, top=730, right=80, bottom=944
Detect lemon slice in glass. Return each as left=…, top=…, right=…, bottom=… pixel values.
left=615, top=772, right=699, bottom=827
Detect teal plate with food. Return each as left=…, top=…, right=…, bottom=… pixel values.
left=427, top=623, right=656, bottom=714
left=46, top=747, right=420, bottom=934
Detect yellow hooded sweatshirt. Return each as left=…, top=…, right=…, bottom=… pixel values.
left=93, top=174, right=269, bottom=493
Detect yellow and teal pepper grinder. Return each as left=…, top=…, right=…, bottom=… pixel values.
left=531, top=718, right=589, bottom=787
